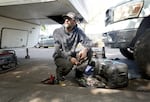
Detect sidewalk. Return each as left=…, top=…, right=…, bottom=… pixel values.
left=0, top=48, right=149, bottom=102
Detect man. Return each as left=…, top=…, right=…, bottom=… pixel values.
left=53, top=12, right=93, bottom=86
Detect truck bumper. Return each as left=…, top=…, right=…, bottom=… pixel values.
left=103, top=28, right=137, bottom=48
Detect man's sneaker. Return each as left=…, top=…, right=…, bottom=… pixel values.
left=58, top=80, right=73, bottom=87
left=62, top=76, right=65, bottom=81
left=59, top=81, right=67, bottom=87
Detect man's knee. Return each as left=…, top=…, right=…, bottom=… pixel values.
left=55, top=58, right=72, bottom=67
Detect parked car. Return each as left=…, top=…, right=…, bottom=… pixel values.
left=35, top=36, right=54, bottom=48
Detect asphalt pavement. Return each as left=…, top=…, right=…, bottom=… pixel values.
left=0, top=47, right=149, bottom=102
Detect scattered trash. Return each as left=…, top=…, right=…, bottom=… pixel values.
left=76, top=76, right=105, bottom=88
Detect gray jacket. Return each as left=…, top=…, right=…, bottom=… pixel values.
left=53, top=25, right=92, bottom=60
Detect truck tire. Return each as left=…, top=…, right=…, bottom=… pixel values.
left=120, top=48, right=134, bottom=60
left=134, top=29, right=150, bottom=79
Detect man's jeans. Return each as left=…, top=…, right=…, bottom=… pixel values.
left=54, top=57, right=73, bottom=81
left=54, top=49, right=93, bottom=81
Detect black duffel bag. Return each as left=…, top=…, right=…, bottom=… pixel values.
left=75, top=51, right=128, bottom=89
left=95, top=59, right=128, bottom=88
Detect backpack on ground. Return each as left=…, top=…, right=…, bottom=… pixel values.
left=76, top=52, right=129, bottom=89
left=94, top=58, right=128, bottom=88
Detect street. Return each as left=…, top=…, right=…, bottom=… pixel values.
left=0, top=47, right=149, bottom=102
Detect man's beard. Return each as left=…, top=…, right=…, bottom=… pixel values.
left=64, top=23, right=72, bottom=30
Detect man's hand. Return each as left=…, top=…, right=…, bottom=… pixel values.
left=70, top=57, right=80, bottom=65
left=78, top=48, right=88, bottom=60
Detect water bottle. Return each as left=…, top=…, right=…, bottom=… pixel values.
left=84, top=65, right=94, bottom=75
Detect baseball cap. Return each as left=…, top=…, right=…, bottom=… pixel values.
left=62, top=12, right=77, bottom=20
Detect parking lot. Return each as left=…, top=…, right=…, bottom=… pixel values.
left=0, top=47, right=149, bottom=102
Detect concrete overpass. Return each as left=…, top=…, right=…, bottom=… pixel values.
left=0, top=0, right=89, bottom=25
left=0, top=0, right=89, bottom=48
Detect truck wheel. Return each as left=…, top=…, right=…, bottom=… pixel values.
left=134, top=29, right=150, bottom=79
left=120, top=48, right=134, bottom=60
